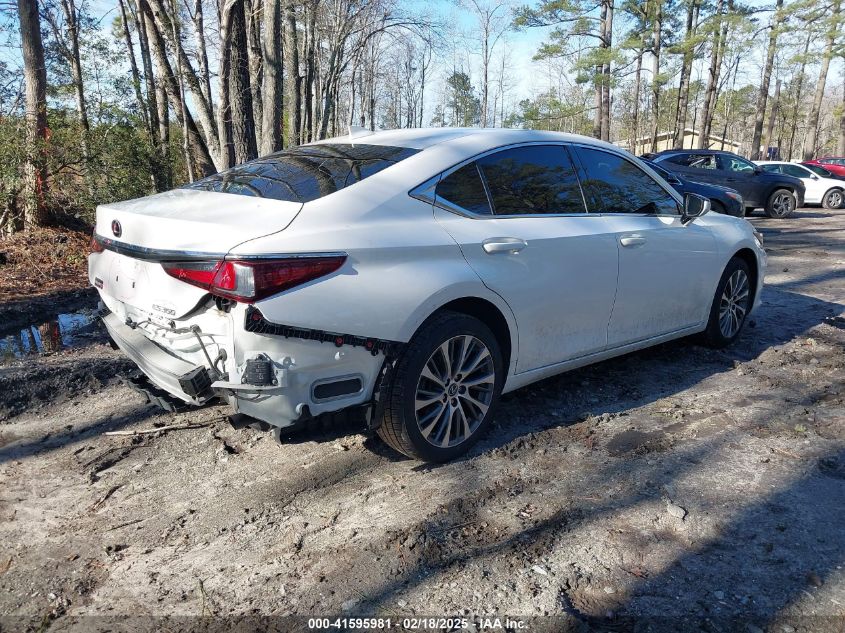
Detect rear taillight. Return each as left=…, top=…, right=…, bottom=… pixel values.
left=90, top=232, right=105, bottom=254
left=161, top=256, right=346, bottom=303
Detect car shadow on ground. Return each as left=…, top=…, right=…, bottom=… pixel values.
left=333, top=441, right=845, bottom=630
left=278, top=286, right=841, bottom=467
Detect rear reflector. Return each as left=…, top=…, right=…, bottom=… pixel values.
left=90, top=232, right=105, bottom=254
left=162, top=255, right=346, bottom=302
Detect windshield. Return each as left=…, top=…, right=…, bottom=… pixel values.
left=184, top=144, right=419, bottom=202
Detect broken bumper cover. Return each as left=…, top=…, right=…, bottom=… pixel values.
left=102, top=313, right=213, bottom=405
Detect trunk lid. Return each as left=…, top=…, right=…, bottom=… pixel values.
left=94, top=188, right=302, bottom=252
left=91, top=189, right=302, bottom=319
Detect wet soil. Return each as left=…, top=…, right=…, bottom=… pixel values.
left=0, top=209, right=843, bottom=631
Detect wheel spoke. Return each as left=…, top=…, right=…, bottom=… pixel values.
left=420, top=402, right=448, bottom=439
left=460, top=392, right=490, bottom=416
left=461, top=371, right=495, bottom=388
left=415, top=392, right=443, bottom=411
left=439, top=407, right=454, bottom=447
left=438, top=341, right=453, bottom=379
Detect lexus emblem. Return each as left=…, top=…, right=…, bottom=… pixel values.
left=111, top=219, right=122, bottom=238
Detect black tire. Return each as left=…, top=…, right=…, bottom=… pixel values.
left=764, top=188, right=796, bottom=218
left=701, top=257, right=753, bottom=348
left=822, top=188, right=844, bottom=210
left=377, top=310, right=504, bottom=462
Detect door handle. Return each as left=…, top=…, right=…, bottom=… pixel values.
left=482, top=237, right=527, bottom=254
left=619, top=235, right=646, bottom=248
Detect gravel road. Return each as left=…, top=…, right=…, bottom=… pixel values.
left=1, top=208, right=843, bottom=632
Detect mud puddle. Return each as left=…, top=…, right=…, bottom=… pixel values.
left=0, top=309, right=100, bottom=360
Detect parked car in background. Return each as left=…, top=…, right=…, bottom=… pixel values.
left=89, top=129, right=766, bottom=462
left=643, top=158, right=745, bottom=217
left=804, top=157, right=845, bottom=177
left=649, top=149, right=805, bottom=218
left=802, top=160, right=845, bottom=180
left=757, top=161, right=845, bottom=209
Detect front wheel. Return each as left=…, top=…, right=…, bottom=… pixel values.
left=764, top=189, right=796, bottom=218
left=377, top=311, right=503, bottom=462
left=701, top=258, right=752, bottom=348
left=822, top=188, right=844, bottom=210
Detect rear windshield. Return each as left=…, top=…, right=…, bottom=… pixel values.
left=183, top=144, right=418, bottom=202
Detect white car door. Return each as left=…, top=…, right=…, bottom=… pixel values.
left=780, top=163, right=823, bottom=203
left=428, top=144, right=619, bottom=373
left=571, top=145, right=721, bottom=348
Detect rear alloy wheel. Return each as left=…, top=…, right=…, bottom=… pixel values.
left=764, top=189, right=796, bottom=218
left=822, top=189, right=844, bottom=210
left=701, top=257, right=752, bottom=348
left=377, top=311, right=503, bottom=462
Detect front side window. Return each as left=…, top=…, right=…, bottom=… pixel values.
left=475, top=145, right=586, bottom=215
left=761, top=164, right=782, bottom=174
left=435, top=163, right=492, bottom=215
left=184, top=144, right=418, bottom=202
left=576, top=147, right=679, bottom=215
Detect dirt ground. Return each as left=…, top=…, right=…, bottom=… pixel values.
left=0, top=208, right=843, bottom=632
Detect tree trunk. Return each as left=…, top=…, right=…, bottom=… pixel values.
left=786, top=31, right=811, bottom=160
left=632, top=50, right=642, bottom=151
left=17, top=0, right=49, bottom=229
left=750, top=0, right=782, bottom=160
left=261, top=0, right=283, bottom=154
left=839, top=72, right=845, bottom=156
left=649, top=0, right=662, bottom=152
left=764, top=79, right=781, bottom=159
left=142, top=0, right=215, bottom=176
left=190, top=0, right=214, bottom=106
left=698, top=0, right=728, bottom=149
left=59, top=0, right=91, bottom=189
left=228, top=0, right=259, bottom=164
left=245, top=0, right=264, bottom=143
left=802, top=0, right=840, bottom=161
left=147, top=0, right=221, bottom=167
left=284, top=0, right=302, bottom=147
left=673, top=0, right=699, bottom=148
left=601, top=0, right=613, bottom=141
left=134, top=0, right=169, bottom=189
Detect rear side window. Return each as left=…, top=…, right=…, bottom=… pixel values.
left=476, top=145, right=586, bottom=215
left=575, top=147, right=679, bottom=215
left=184, top=144, right=418, bottom=202
left=435, top=163, right=492, bottom=215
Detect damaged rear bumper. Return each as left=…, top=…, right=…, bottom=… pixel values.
left=103, top=313, right=214, bottom=405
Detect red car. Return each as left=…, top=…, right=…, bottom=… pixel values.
left=804, top=157, right=845, bottom=177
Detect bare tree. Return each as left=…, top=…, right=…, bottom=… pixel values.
left=463, top=0, right=509, bottom=128
left=261, top=0, right=283, bottom=154
left=750, top=0, right=783, bottom=160
left=17, top=0, right=49, bottom=228
left=802, top=0, right=841, bottom=161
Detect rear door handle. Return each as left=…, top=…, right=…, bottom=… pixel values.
left=619, top=235, right=646, bottom=248
left=482, top=237, right=527, bottom=254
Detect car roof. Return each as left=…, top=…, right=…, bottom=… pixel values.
left=309, top=127, right=622, bottom=152
left=653, top=148, right=739, bottom=157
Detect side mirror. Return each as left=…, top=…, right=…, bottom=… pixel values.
left=682, top=193, right=710, bottom=224
left=811, top=174, right=819, bottom=180
left=753, top=166, right=763, bottom=174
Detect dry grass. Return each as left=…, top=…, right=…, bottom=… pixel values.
left=0, top=226, right=91, bottom=301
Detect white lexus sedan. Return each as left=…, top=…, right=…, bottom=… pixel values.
left=89, top=129, right=766, bottom=462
